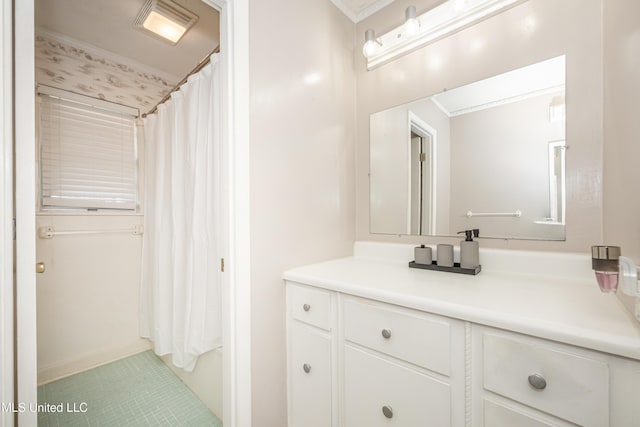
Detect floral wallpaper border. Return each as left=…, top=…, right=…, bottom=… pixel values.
left=35, top=32, right=178, bottom=113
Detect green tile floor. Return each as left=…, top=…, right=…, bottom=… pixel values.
left=37, top=351, right=223, bottom=427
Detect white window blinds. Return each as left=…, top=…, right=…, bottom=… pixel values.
left=39, top=89, right=138, bottom=210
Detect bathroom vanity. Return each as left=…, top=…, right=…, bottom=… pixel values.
left=284, top=243, right=640, bottom=427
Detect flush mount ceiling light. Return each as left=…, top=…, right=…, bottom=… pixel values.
left=363, top=0, right=528, bottom=70
left=134, top=0, right=198, bottom=45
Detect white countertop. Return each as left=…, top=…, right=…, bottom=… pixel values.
left=283, top=242, right=640, bottom=361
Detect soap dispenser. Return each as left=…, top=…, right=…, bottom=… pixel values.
left=458, top=230, right=479, bottom=269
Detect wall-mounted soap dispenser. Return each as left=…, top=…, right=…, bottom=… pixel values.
left=591, top=245, right=640, bottom=322
left=459, top=229, right=479, bottom=269
left=591, top=246, right=622, bottom=292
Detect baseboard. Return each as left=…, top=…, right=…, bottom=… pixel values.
left=37, top=340, right=152, bottom=385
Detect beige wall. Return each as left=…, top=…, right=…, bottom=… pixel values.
left=248, top=0, right=356, bottom=425
left=356, top=0, right=603, bottom=252
left=603, top=0, right=640, bottom=312
left=370, top=105, right=411, bottom=233
left=35, top=214, right=149, bottom=383
left=449, top=92, right=564, bottom=239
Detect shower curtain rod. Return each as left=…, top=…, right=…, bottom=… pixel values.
left=143, top=45, right=221, bottom=118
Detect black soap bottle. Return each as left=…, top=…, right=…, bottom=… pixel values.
left=459, top=229, right=479, bottom=269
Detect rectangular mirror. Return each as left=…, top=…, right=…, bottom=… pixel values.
left=370, top=55, right=566, bottom=240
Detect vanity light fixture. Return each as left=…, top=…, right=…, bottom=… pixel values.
left=362, top=29, right=382, bottom=59
left=134, top=0, right=199, bottom=45
left=363, top=0, right=528, bottom=70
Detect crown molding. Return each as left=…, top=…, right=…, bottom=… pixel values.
left=329, top=0, right=396, bottom=23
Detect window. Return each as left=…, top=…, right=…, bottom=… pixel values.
left=38, top=86, right=139, bottom=211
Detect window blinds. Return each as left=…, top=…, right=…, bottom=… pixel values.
left=39, top=92, right=138, bottom=210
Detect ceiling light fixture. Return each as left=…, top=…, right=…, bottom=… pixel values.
left=362, top=0, right=528, bottom=70
left=134, top=0, right=199, bottom=45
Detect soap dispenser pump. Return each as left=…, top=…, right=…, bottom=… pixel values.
left=458, top=229, right=479, bottom=269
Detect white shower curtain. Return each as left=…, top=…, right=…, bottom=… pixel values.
left=139, top=54, right=222, bottom=372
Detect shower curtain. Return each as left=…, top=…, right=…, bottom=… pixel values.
left=139, top=54, right=222, bottom=372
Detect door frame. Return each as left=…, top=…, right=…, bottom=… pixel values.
left=14, top=0, right=37, bottom=424
left=407, top=112, right=437, bottom=235
left=10, top=0, right=252, bottom=426
left=1, top=0, right=14, bottom=425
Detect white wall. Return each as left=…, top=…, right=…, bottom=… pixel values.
left=248, top=0, right=356, bottom=424
left=35, top=214, right=149, bottom=383
left=370, top=105, right=410, bottom=233
left=356, top=0, right=603, bottom=252
left=603, top=0, right=640, bottom=314
left=449, top=92, right=564, bottom=239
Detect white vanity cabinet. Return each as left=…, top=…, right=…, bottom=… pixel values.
left=285, top=281, right=640, bottom=427
left=284, top=247, right=640, bottom=426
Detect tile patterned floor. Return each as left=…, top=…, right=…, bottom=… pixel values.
left=37, top=351, right=222, bottom=427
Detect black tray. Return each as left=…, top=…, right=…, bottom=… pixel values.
left=409, top=260, right=481, bottom=275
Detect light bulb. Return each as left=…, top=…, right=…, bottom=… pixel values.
left=362, top=29, right=380, bottom=58
left=363, top=40, right=378, bottom=58
left=452, top=0, right=466, bottom=13
left=404, top=6, right=420, bottom=37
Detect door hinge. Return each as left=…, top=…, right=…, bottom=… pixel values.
left=220, top=258, right=225, bottom=273
left=419, top=153, right=426, bottom=162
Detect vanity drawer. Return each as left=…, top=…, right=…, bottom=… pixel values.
left=288, top=283, right=332, bottom=331
left=483, top=399, right=563, bottom=427
left=344, top=345, right=450, bottom=427
left=483, top=333, right=609, bottom=427
left=343, top=297, right=451, bottom=375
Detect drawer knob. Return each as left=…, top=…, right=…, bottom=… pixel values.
left=381, top=328, right=392, bottom=339
left=528, top=373, right=547, bottom=390
left=382, top=405, right=393, bottom=419
left=303, top=304, right=311, bottom=312
left=303, top=363, right=311, bottom=374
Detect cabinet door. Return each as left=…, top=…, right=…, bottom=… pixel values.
left=344, top=345, right=450, bottom=427
left=289, top=321, right=332, bottom=427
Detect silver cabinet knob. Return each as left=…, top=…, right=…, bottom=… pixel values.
left=382, top=405, right=393, bottom=419
left=528, top=373, right=547, bottom=390
left=381, top=328, right=392, bottom=339
left=303, top=304, right=311, bottom=312
left=303, top=363, right=311, bottom=373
